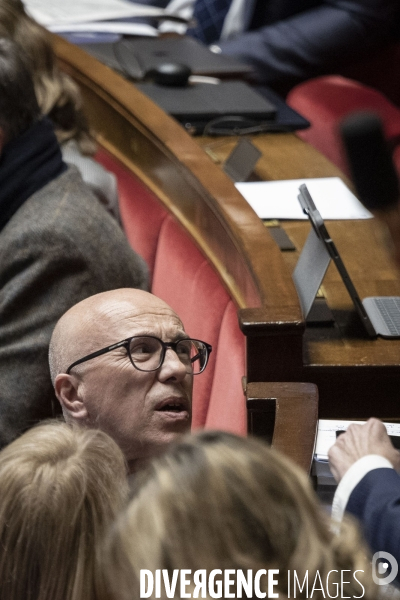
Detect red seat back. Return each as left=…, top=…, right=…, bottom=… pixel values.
left=205, top=300, right=246, bottom=435
left=287, top=76, right=400, bottom=177
left=95, top=147, right=246, bottom=432
left=95, top=148, right=168, bottom=278
left=152, top=215, right=235, bottom=427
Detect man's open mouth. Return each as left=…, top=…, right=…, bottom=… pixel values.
left=155, top=398, right=189, bottom=414
left=158, top=402, right=184, bottom=412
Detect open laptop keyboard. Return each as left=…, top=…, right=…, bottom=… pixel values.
left=365, top=296, right=400, bottom=337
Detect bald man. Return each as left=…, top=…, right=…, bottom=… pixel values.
left=49, top=289, right=211, bottom=473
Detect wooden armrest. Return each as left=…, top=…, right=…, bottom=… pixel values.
left=246, top=382, right=318, bottom=473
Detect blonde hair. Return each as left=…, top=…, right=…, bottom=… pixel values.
left=0, top=0, right=96, bottom=154
left=0, top=420, right=128, bottom=600
left=100, top=431, right=377, bottom=600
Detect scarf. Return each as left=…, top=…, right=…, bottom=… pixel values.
left=0, top=118, right=67, bottom=232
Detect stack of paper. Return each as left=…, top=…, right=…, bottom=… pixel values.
left=236, top=177, right=373, bottom=220
left=23, top=0, right=187, bottom=36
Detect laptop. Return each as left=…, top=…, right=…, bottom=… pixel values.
left=134, top=80, right=277, bottom=134
left=80, top=37, right=308, bottom=134
left=293, top=184, right=400, bottom=338
left=80, top=36, right=254, bottom=79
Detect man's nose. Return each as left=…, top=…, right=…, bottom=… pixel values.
left=158, top=347, right=189, bottom=381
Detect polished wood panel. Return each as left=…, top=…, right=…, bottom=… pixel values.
left=199, top=134, right=348, bottom=182
left=247, top=382, right=318, bottom=473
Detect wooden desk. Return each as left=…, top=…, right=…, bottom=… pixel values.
left=199, top=135, right=400, bottom=419
left=54, top=36, right=400, bottom=421
left=285, top=219, right=400, bottom=419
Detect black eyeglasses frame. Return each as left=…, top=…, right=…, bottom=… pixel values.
left=65, top=335, right=212, bottom=375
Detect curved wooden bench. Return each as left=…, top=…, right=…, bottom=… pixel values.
left=54, top=36, right=317, bottom=471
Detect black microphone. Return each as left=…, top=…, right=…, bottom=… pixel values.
left=340, top=111, right=399, bottom=211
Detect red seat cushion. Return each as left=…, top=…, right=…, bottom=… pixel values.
left=95, top=147, right=167, bottom=278
left=152, top=215, right=234, bottom=428
left=205, top=300, right=246, bottom=435
left=287, top=76, right=400, bottom=177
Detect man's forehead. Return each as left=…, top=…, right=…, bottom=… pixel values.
left=119, top=307, right=184, bottom=328
left=98, top=300, right=185, bottom=336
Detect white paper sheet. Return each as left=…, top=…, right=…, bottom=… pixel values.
left=49, top=22, right=158, bottom=36
left=236, top=177, right=373, bottom=220
left=23, top=0, right=172, bottom=26
left=315, top=419, right=400, bottom=460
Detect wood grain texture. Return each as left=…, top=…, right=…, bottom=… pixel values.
left=247, top=381, right=318, bottom=473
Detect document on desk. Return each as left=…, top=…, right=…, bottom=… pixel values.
left=23, top=0, right=174, bottom=27
left=236, top=177, right=373, bottom=220
left=49, top=22, right=158, bottom=36
left=315, top=419, right=400, bottom=461
left=313, top=419, right=400, bottom=483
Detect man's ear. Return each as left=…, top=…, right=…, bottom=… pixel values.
left=54, top=373, right=88, bottom=421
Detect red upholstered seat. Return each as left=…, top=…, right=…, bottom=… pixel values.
left=95, top=147, right=246, bottom=432
left=287, top=76, right=400, bottom=177
left=205, top=300, right=246, bottom=435
left=152, top=215, right=246, bottom=430
left=95, top=148, right=168, bottom=277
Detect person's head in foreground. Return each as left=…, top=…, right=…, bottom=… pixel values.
left=0, top=0, right=95, bottom=153
left=0, top=420, right=128, bottom=600
left=99, top=430, right=377, bottom=600
left=49, top=288, right=211, bottom=473
left=0, top=34, right=40, bottom=150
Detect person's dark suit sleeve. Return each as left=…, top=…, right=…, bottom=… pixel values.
left=346, top=468, right=400, bottom=577
left=218, top=0, right=399, bottom=89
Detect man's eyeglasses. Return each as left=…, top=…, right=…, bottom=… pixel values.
left=66, top=336, right=212, bottom=375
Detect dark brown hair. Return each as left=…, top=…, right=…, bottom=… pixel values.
left=0, top=0, right=96, bottom=153
left=0, top=36, right=40, bottom=141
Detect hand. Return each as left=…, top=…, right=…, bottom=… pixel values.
left=328, top=418, right=400, bottom=483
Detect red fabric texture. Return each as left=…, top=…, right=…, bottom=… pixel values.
left=205, top=300, right=246, bottom=435
left=95, top=148, right=167, bottom=277
left=287, top=76, right=400, bottom=177
left=152, top=215, right=236, bottom=428
left=94, top=149, right=246, bottom=432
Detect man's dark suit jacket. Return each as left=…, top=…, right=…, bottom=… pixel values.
left=347, top=468, right=400, bottom=585
left=136, top=0, right=399, bottom=91
left=0, top=166, right=148, bottom=448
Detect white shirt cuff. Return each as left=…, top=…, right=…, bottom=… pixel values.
left=331, top=455, right=394, bottom=523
